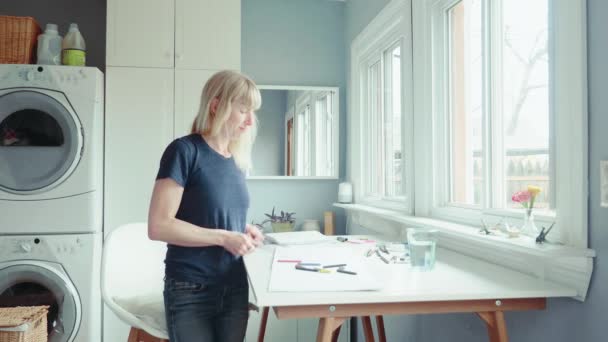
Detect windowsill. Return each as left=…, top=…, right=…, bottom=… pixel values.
left=333, top=202, right=595, bottom=301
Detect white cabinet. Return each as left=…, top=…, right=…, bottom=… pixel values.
left=106, top=0, right=174, bottom=68
left=176, top=0, right=240, bottom=70
left=174, top=69, right=215, bottom=137
left=104, top=67, right=174, bottom=234
left=107, top=0, right=240, bottom=70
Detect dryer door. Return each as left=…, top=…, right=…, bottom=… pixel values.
left=0, top=262, right=81, bottom=342
left=0, top=89, right=83, bottom=194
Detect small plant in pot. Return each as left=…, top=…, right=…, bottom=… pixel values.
left=262, top=207, right=296, bottom=233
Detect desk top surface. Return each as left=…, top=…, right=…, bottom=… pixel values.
left=244, top=239, right=575, bottom=307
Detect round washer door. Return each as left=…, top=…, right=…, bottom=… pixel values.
left=0, top=262, right=81, bottom=342
left=0, top=90, right=83, bottom=194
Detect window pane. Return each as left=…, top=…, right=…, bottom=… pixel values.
left=295, top=106, right=311, bottom=176
left=501, top=0, right=551, bottom=210
left=303, top=106, right=311, bottom=176
left=385, top=45, right=403, bottom=197
left=448, top=0, right=483, bottom=206
left=367, top=61, right=383, bottom=196
left=315, top=94, right=331, bottom=176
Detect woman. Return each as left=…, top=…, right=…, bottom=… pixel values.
left=148, top=70, right=264, bottom=342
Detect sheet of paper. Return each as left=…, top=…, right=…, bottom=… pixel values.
left=265, top=230, right=333, bottom=245
left=268, top=245, right=383, bottom=292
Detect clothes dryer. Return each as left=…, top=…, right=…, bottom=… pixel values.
left=0, top=233, right=102, bottom=342
left=0, top=65, right=104, bottom=234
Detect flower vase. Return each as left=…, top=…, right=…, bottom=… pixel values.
left=521, top=211, right=539, bottom=236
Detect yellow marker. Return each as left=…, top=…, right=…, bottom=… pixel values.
left=317, top=269, right=331, bottom=273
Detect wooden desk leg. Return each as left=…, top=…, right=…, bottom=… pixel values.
left=361, top=316, right=375, bottom=342
left=258, top=307, right=270, bottom=342
left=317, top=317, right=347, bottom=342
left=331, top=324, right=341, bottom=342
left=375, top=316, right=386, bottom=342
left=477, top=311, right=509, bottom=342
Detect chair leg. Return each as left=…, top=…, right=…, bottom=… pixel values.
left=258, top=307, right=270, bottom=342
left=127, top=327, right=168, bottom=342
left=127, top=328, right=138, bottom=342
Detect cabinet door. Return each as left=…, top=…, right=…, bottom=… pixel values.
left=174, top=69, right=215, bottom=138
left=107, top=0, right=174, bottom=67
left=175, top=0, right=240, bottom=70
left=104, top=67, right=174, bottom=236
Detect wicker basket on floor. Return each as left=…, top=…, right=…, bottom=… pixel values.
left=0, top=306, right=49, bottom=342
left=0, top=16, right=41, bottom=64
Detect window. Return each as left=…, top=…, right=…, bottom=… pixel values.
left=351, top=0, right=413, bottom=210
left=443, top=0, right=551, bottom=211
left=414, top=0, right=588, bottom=246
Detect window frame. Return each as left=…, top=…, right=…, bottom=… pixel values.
left=350, top=0, right=414, bottom=213
left=412, top=0, right=588, bottom=247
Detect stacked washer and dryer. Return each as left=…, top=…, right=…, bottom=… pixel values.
left=0, top=65, right=104, bottom=342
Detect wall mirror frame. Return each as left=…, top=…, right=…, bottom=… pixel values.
left=248, top=85, right=339, bottom=180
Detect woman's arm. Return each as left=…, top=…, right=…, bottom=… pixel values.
left=148, top=178, right=254, bottom=255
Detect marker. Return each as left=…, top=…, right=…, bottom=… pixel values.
left=337, top=268, right=357, bottom=275
left=278, top=259, right=301, bottom=263
left=295, top=265, right=330, bottom=273
left=323, top=264, right=347, bottom=268
left=295, top=264, right=318, bottom=272
left=298, top=263, right=321, bottom=266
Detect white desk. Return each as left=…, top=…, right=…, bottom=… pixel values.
left=244, top=240, right=575, bottom=342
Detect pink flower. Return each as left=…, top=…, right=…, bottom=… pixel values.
left=511, top=191, right=531, bottom=203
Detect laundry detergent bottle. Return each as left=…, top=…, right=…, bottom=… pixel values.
left=62, top=23, right=86, bottom=66
left=37, top=23, right=62, bottom=65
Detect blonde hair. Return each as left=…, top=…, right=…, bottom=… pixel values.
left=191, top=70, right=261, bottom=172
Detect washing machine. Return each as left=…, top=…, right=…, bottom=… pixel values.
left=0, top=65, right=104, bottom=234
left=0, top=232, right=102, bottom=342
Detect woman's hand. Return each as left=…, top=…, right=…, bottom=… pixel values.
left=223, top=232, right=256, bottom=256
left=245, top=224, right=265, bottom=247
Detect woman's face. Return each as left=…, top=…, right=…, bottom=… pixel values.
left=226, top=101, right=254, bottom=139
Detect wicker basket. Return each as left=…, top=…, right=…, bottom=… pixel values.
left=0, top=16, right=41, bottom=64
left=0, top=306, right=49, bottom=342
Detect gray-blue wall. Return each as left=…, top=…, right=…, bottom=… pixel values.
left=242, top=0, right=346, bottom=232
left=346, top=0, right=606, bottom=341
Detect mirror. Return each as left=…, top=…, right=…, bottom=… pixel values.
left=250, top=86, right=339, bottom=178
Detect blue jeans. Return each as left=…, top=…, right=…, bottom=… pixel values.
left=163, top=277, right=249, bottom=342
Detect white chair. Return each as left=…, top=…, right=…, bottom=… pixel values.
left=101, top=222, right=169, bottom=342
left=102, top=222, right=268, bottom=342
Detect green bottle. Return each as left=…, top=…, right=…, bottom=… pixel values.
left=62, top=23, right=86, bottom=66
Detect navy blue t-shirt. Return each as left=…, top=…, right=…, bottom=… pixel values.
left=156, top=134, right=249, bottom=286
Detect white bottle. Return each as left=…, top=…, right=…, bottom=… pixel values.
left=62, top=23, right=86, bottom=66
left=37, top=23, right=62, bottom=65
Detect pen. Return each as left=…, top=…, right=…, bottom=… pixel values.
left=337, top=268, right=357, bottom=275
left=298, top=263, right=321, bottom=266
left=278, top=259, right=302, bottom=263
left=323, top=264, right=347, bottom=268
left=376, top=250, right=390, bottom=264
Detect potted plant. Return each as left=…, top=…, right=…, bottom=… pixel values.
left=262, top=207, right=296, bottom=233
